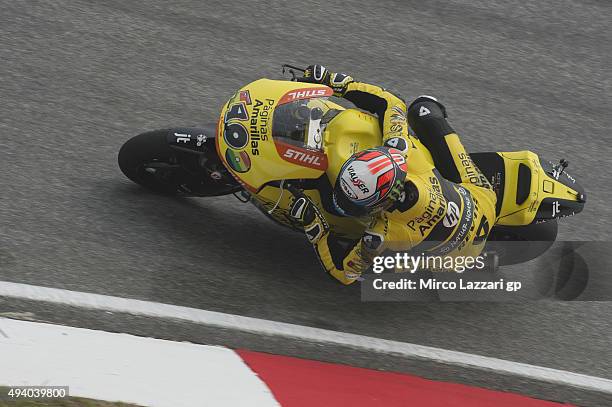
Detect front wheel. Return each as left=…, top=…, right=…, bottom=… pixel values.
left=118, top=127, right=241, bottom=196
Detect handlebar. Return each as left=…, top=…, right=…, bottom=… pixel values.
left=281, top=64, right=306, bottom=81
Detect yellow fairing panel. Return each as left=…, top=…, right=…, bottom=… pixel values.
left=323, top=109, right=383, bottom=185
left=217, top=79, right=332, bottom=192
left=496, top=151, right=583, bottom=225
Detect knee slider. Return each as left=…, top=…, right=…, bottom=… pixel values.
left=407, top=95, right=454, bottom=139
left=408, top=95, right=447, bottom=119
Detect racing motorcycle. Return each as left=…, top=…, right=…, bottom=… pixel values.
left=118, top=65, right=586, bottom=266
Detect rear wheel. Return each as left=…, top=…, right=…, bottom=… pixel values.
left=118, top=129, right=241, bottom=196
left=486, top=220, right=558, bottom=265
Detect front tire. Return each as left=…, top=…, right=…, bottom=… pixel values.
left=118, top=130, right=179, bottom=194
left=118, top=129, right=241, bottom=196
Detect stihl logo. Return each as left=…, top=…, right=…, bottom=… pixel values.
left=278, top=87, right=333, bottom=105
left=283, top=149, right=322, bottom=165
left=287, top=89, right=327, bottom=100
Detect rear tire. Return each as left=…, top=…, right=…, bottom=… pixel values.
left=486, top=220, right=558, bottom=265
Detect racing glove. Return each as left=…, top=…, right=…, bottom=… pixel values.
left=288, top=188, right=367, bottom=284
left=301, top=64, right=354, bottom=96
left=288, top=188, right=330, bottom=244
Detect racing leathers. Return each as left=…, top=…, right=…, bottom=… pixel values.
left=293, top=69, right=498, bottom=284
left=301, top=65, right=411, bottom=156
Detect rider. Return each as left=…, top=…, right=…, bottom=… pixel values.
left=289, top=65, right=498, bottom=284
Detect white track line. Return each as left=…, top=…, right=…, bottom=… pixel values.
left=1, top=280, right=611, bottom=394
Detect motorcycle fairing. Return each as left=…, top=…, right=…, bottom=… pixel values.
left=471, top=151, right=585, bottom=225
left=216, top=79, right=334, bottom=192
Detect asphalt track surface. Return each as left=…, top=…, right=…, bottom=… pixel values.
left=1, top=0, right=611, bottom=394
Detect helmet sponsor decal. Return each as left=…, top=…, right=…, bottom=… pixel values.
left=224, top=122, right=249, bottom=149
left=225, top=148, right=251, bottom=173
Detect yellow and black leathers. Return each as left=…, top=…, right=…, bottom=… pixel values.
left=293, top=94, right=498, bottom=285
left=341, top=81, right=411, bottom=157
left=302, top=65, right=411, bottom=157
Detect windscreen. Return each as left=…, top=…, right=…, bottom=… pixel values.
left=272, top=97, right=332, bottom=151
